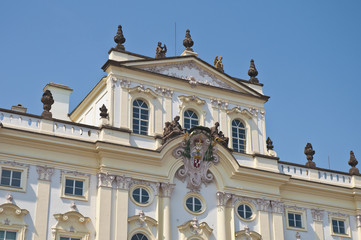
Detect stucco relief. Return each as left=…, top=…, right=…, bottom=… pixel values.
left=216, top=192, right=233, bottom=206
left=311, top=209, right=324, bottom=222
left=270, top=200, right=284, bottom=213
left=36, top=166, right=54, bottom=181
left=155, top=86, right=173, bottom=98
left=256, top=199, right=271, bottom=212
left=142, top=62, right=237, bottom=91
left=177, top=217, right=213, bottom=240
left=173, top=127, right=219, bottom=191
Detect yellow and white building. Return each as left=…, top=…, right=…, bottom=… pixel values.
left=0, top=26, right=360, bottom=240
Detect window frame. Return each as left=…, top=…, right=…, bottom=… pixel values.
left=231, top=119, right=247, bottom=154
left=0, top=164, right=28, bottom=193
left=60, top=173, right=89, bottom=202
left=235, top=201, right=256, bottom=222
left=130, top=233, right=149, bottom=240
left=183, top=192, right=206, bottom=215
left=183, top=109, right=199, bottom=130
left=0, top=229, right=17, bottom=240
left=132, top=99, right=149, bottom=135
left=329, top=215, right=350, bottom=238
left=285, top=208, right=307, bottom=232
left=130, top=184, right=154, bottom=207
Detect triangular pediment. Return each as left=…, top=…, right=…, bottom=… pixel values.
left=119, top=56, right=265, bottom=98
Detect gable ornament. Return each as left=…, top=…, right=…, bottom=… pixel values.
left=173, top=126, right=219, bottom=191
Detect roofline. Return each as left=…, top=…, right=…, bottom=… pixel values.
left=108, top=48, right=153, bottom=59
left=104, top=63, right=270, bottom=101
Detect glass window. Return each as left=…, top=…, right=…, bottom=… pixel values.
left=237, top=204, right=253, bottom=219
left=184, top=110, right=199, bottom=130
left=288, top=213, right=302, bottom=228
left=332, top=219, right=346, bottom=234
left=132, top=187, right=149, bottom=204
left=65, top=178, right=84, bottom=196
left=186, top=196, right=202, bottom=213
left=131, top=233, right=149, bottom=240
left=60, top=237, right=81, bottom=240
left=133, top=100, right=149, bottom=135
left=0, top=230, right=16, bottom=240
left=232, top=120, right=246, bottom=153
left=0, top=169, right=21, bottom=187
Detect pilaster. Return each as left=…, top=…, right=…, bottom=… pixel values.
left=115, top=175, right=132, bottom=240
left=119, top=79, right=130, bottom=129
left=160, top=182, right=175, bottom=240
left=111, top=77, right=121, bottom=127
left=34, top=166, right=54, bottom=240
left=271, top=200, right=285, bottom=240
left=96, top=173, right=115, bottom=240
left=311, top=209, right=324, bottom=240
left=256, top=199, right=271, bottom=240
left=357, top=215, right=361, bottom=239
left=216, top=192, right=232, bottom=240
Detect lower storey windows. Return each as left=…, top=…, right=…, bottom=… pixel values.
left=288, top=213, right=302, bottom=228
left=60, top=237, right=81, bottom=240
left=131, top=233, right=149, bottom=240
left=0, top=230, right=16, bottom=240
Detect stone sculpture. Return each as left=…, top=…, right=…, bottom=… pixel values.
left=161, top=116, right=184, bottom=144
left=183, top=29, right=194, bottom=51
left=99, top=104, right=108, bottom=119
left=155, top=42, right=167, bottom=58
left=349, top=150, right=359, bottom=175
left=114, top=25, right=126, bottom=51
left=304, top=142, right=316, bottom=168
left=213, top=56, right=224, bottom=72
left=248, top=59, right=259, bottom=84
left=210, top=122, right=229, bottom=148
left=41, top=90, right=54, bottom=119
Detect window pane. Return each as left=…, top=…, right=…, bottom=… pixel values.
left=12, top=171, right=21, bottom=179
left=5, top=232, right=16, bottom=240
left=66, top=179, right=74, bottom=187
left=0, top=231, right=4, bottom=239
left=11, top=179, right=21, bottom=187
left=295, top=214, right=301, bottom=221
left=75, top=180, right=83, bottom=188
left=2, top=170, right=11, bottom=178
left=74, top=187, right=83, bottom=196
left=1, top=177, right=10, bottom=186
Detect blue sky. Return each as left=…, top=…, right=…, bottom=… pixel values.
left=0, top=1, right=360, bottom=173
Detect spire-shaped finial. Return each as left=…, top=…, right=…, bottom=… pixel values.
left=183, top=29, right=194, bottom=52
left=99, top=104, right=109, bottom=119
left=349, top=151, right=359, bottom=175
left=248, top=59, right=259, bottom=84
left=266, top=137, right=274, bottom=151
left=41, top=90, right=54, bottom=119
left=304, top=143, right=316, bottom=168
left=114, top=25, right=126, bottom=51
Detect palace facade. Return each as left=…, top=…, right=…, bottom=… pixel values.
left=0, top=25, right=360, bottom=240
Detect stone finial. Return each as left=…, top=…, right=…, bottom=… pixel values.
left=6, top=194, right=13, bottom=203
left=349, top=150, right=359, bottom=175
left=114, top=25, right=126, bottom=51
left=248, top=59, right=259, bottom=84
left=266, top=137, right=274, bottom=150
left=214, top=56, right=224, bottom=73
left=41, top=90, right=54, bottom=119
left=296, top=232, right=301, bottom=240
left=99, top=104, right=109, bottom=119
left=70, top=202, right=77, bottom=211
left=183, top=29, right=194, bottom=51
left=155, top=42, right=167, bottom=58
left=304, top=143, right=316, bottom=168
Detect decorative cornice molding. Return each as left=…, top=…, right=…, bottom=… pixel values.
left=155, top=86, right=174, bottom=98
left=129, top=179, right=160, bottom=196
left=179, top=95, right=206, bottom=106
left=160, top=182, right=175, bottom=198
left=128, top=85, right=157, bottom=99
left=210, top=99, right=229, bottom=110
left=36, top=166, right=54, bottom=181
left=216, top=192, right=233, bottom=206
left=327, top=211, right=348, bottom=218
left=98, top=172, right=115, bottom=188
left=226, top=107, right=254, bottom=119
left=256, top=199, right=271, bottom=212
left=270, top=200, right=284, bottom=213
left=311, top=209, right=324, bottom=222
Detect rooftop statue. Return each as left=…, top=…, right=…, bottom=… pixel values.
left=349, top=150, right=359, bottom=175
left=214, top=56, right=224, bottom=73
left=304, top=142, right=316, bottom=168
left=155, top=42, right=167, bottom=59
left=183, top=29, right=194, bottom=51
left=41, top=90, right=54, bottom=119
left=248, top=59, right=259, bottom=84
left=114, top=25, right=126, bottom=51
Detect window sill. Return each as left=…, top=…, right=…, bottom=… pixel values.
left=61, top=194, right=88, bottom=202
left=0, top=185, right=25, bottom=193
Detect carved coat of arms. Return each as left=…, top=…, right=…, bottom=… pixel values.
left=173, top=126, right=219, bottom=191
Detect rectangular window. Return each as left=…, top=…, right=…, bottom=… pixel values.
left=60, top=237, right=81, bottom=240
left=0, top=230, right=17, bottom=240
left=288, top=213, right=302, bottom=228
left=0, top=169, right=22, bottom=188
left=332, top=219, right=346, bottom=234
left=65, top=178, right=84, bottom=196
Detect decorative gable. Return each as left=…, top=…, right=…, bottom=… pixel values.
left=141, top=61, right=238, bottom=91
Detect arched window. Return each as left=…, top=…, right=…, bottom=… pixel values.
left=184, top=110, right=199, bottom=130
left=232, top=119, right=246, bottom=153
left=131, top=233, right=149, bottom=240
left=133, top=100, right=149, bottom=135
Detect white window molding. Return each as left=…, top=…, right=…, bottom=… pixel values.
left=285, top=208, right=307, bottom=232
left=183, top=192, right=206, bottom=215
left=0, top=201, right=29, bottom=240
left=178, top=95, right=206, bottom=128
left=177, top=218, right=213, bottom=240
left=129, top=184, right=154, bottom=207
left=0, top=163, right=28, bottom=193
left=52, top=211, right=90, bottom=240
left=128, top=86, right=158, bottom=136
left=226, top=111, right=251, bottom=154
left=329, top=214, right=350, bottom=238
left=234, top=200, right=257, bottom=222
left=128, top=213, right=158, bottom=240
left=60, top=173, right=89, bottom=202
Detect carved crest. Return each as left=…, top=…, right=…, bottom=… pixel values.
left=173, top=126, right=219, bottom=191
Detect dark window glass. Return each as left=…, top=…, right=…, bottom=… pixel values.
left=131, top=233, right=149, bottom=240
left=232, top=120, right=246, bottom=153
left=0, top=231, right=16, bottom=240
left=184, top=110, right=199, bottom=130
left=1, top=169, right=21, bottom=187
left=288, top=213, right=302, bottom=228
left=132, top=187, right=149, bottom=204
left=133, top=100, right=148, bottom=135
left=238, top=204, right=253, bottom=219
left=186, top=196, right=202, bottom=213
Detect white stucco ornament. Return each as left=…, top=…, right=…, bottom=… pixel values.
left=173, top=127, right=219, bottom=191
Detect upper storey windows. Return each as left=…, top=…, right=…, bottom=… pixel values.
left=184, top=110, right=199, bottom=130
left=133, top=99, right=149, bottom=135
left=232, top=119, right=246, bottom=153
